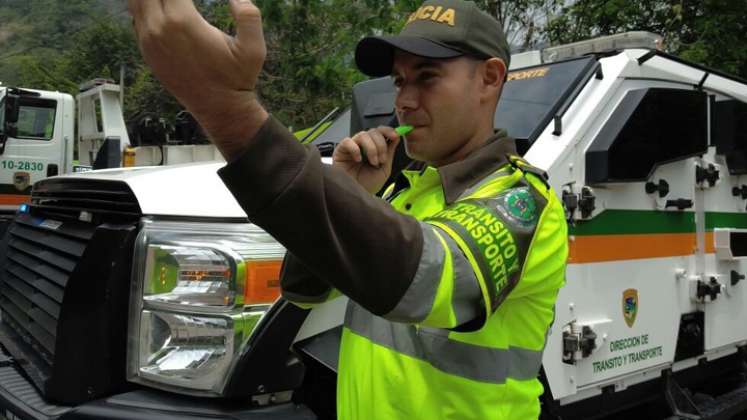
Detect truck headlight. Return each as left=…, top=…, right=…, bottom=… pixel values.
left=127, top=220, right=285, bottom=396
left=143, top=245, right=236, bottom=307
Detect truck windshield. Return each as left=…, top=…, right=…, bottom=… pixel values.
left=495, top=56, right=599, bottom=149
left=16, top=98, right=56, bottom=140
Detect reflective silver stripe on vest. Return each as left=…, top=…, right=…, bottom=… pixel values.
left=346, top=302, right=543, bottom=384
left=435, top=224, right=482, bottom=325
left=385, top=223, right=480, bottom=324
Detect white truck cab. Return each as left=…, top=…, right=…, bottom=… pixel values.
left=1, top=34, right=747, bottom=420
left=0, top=86, right=74, bottom=217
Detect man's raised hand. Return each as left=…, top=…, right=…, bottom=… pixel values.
left=128, top=0, right=269, bottom=160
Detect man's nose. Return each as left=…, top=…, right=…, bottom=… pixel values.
left=395, top=85, right=419, bottom=112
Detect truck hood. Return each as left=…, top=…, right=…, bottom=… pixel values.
left=62, top=162, right=248, bottom=219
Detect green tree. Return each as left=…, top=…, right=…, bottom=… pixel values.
left=59, top=17, right=140, bottom=86
left=0, top=0, right=566, bottom=130
left=476, top=0, right=563, bottom=51
left=545, top=0, right=747, bottom=78
left=124, top=66, right=183, bottom=123
left=0, top=0, right=129, bottom=87
left=247, top=0, right=417, bottom=127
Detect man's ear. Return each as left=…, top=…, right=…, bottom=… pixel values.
left=480, top=57, right=506, bottom=102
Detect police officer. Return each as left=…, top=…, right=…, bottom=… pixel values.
left=129, top=0, right=567, bottom=418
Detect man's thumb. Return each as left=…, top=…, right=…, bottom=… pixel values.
left=229, top=0, right=266, bottom=52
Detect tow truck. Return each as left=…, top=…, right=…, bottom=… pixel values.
left=0, top=80, right=223, bottom=231
left=1, top=32, right=747, bottom=420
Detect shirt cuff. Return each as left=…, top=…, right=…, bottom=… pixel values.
left=217, top=115, right=308, bottom=218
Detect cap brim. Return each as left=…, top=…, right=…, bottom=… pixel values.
left=355, top=35, right=464, bottom=77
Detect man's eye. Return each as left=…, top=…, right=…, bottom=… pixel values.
left=419, top=73, right=436, bottom=82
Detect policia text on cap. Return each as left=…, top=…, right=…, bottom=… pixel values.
left=128, top=0, right=568, bottom=419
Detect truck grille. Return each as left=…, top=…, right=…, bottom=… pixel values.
left=1, top=215, right=92, bottom=362
left=0, top=178, right=141, bottom=404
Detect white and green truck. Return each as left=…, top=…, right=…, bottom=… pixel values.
left=2, top=33, right=747, bottom=420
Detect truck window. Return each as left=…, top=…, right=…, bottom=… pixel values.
left=712, top=99, right=747, bottom=175
left=16, top=98, right=56, bottom=140
left=495, top=56, right=599, bottom=150
left=586, top=88, right=708, bottom=184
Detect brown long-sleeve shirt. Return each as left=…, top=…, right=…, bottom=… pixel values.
left=218, top=115, right=517, bottom=315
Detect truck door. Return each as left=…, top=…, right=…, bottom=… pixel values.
left=702, top=98, right=747, bottom=353
left=548, top=83, right=710, bottom=399
left=0, top=93, right=65, bottom=216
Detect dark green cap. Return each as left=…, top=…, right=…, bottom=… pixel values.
left=355, top=0, right=510, bottom=77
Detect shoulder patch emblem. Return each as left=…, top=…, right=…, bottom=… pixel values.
left=500, top=188, right=538, bottom=227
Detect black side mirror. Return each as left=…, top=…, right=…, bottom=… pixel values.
left=0, top=92, right=21, bottom=155
left=5, top=94, right=20, bottom=126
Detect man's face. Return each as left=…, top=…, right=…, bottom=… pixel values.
left=391, top=51, right=484, bottom=165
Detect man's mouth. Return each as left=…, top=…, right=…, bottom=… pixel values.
left=399, top=114, right=428, bottom=129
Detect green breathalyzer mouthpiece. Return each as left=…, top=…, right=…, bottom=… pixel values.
left=396, top=125, right=414, bottom=136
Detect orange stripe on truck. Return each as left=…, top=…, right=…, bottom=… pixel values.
left=0, top=194, right=31, bottom=206
left=704, top=232, right=716, bottom=254
left=568, top=232, right=703, bottom=263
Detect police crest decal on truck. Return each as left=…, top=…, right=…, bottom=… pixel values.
left=13, top=171, right=29, bottom=191
left=623, top=288, right=638, bottom=328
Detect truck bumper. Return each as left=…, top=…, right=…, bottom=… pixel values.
left=0, top=349, right=316, bottom=420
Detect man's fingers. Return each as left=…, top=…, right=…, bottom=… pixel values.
left=377, top=126, right=399, bottom=140
left=229, top=0, right=267, bottom=83
left=367, top=129, right=389, bottom=165
left=129, top=0, right=166, bottom=42
left=375, top=126, right=401, bottom=165
left=385, top=133, right=402, bottom=163
left=127, top=0, right=148, bottom=34
left=356, top=133, right=380, bottom=167
left=162, top=0, right=200, bottom=22
left=230, top=0, right=266, bottom=55
left=127, top=0, right=142, bottom=19
left=335, top=138, right=363, bottom=163
left=131, top=0, right=164, bottom=22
